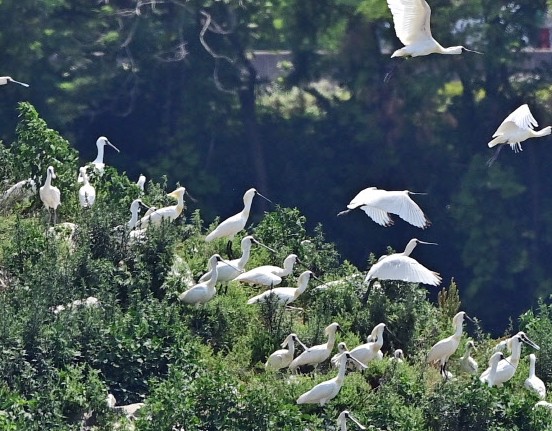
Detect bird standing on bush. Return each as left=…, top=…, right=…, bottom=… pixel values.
left=39, top=166, right=60, bottom=225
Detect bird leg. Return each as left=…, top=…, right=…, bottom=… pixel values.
left=336, top=209, right=352, bottom=217
left=284, top=305, right=304, bottom=313
left=384, top=58, right=404, bottom=83
left=361, top=279, right=378, bottom=304
left=226, top=240, right=235, bottom=260
left=486, top=146, right=503, bottom=167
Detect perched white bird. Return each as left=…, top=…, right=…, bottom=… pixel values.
left=234, top=254, right=299, bottom=287
left=78, top=136, right=120, bottom=182
left=246, top=270, right=316, bottom=306
left=365, top=238, right=441, bottom=286
left=349, top=323, right=387, bottom=369
left=487, top=104, right=551, bottom=166
left=391, top=349, right=405, bottom=363
left=534, top=401, right=552, bottom=410
left=125, top=199, right=150, bottom=230
left=205, top=188, right=271, bottom=242
left=106, top=393, right=144, bottom=419
left=137, top=187, right=185, bottom=229
left=136, top=174, right=146, bottom=192
left=0, top=76, right=29, bottom=87
left=39, top=166, right=61, bottom=224
left=178, top=254, right=228, bottom=305
left=78, top=167, right=96, bottom=208
left=525, top=354, right=546, bottom=400
left=483, top=352, right=507, bottom=388
left=289, top=322, right=341, bottom=372
left=386, top=0, right=481, bottom=58
left=331, top=342, right=350, bottom=368
left=338, top=187, right=429, bottom=229
left=0, top=178, right=36, bottom=210
left=337, top=410, right=366, bottom=431
left=265, top=333, right=308, bottom=371
left=296, top=352, right=366, bottom=406
left=480, top=332, right=540, bottom=386
left=427, top=312, right=471, bottom=378
left=459, top=340, right=478, bottom=375
left=199, top=236, right=275, bottom=285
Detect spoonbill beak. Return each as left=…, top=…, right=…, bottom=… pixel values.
left=521, top=334, right=540, bottom=351
left=464, top=314, right=476, bottom=324
left=293, top=336, right=309, bottom=351
left=106, top=139, right=121, bottom=153
left=347, top=413, right=366, bottom=430
left=463, top=47, right=483, bottom=54
left=251, top=238, right=277, bottom=253
left=9, top=77, right=29, bottom=87
left=255, top=191, right=273, bottom=204
left=417, top=240, right=438, bottom=246
left=137, top=200, right=150, bottom=211
left=217, top=256, right=243, bottom=273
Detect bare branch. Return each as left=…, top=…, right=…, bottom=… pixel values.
left=199, top=10, right=235, bottom=64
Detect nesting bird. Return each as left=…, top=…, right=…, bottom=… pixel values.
left=265, top=333, right=307, bottom=371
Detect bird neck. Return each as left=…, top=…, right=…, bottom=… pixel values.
left=402, top=239, right=418, bottom=256
left=294, top=275, right=310, bottom=297
left=94, top=145, right=105, bottom=164
left=206, top=260, right=219, bottom=287
left=336, top=358, right=348, bottom=384
left=127, top=210, right=139, bottom=229
left=326, top=331, right=337, bottom=351
left=440, top=45, right=463, bottom=55
left=509, top=342, right=522, bottom=364
left=529, top=358, right=536, bottom=377
left=453, top=321, right=464, bottom=338
left=237, top=242, right=252, bottom=268
left=533, top=126, right=552, bottom=137
left=287, top=339, right=295, bottom=355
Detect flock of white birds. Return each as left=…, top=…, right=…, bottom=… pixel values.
left=3, top=0, right=552, bottom=426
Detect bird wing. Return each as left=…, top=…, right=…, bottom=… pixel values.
left=366, top=256, right=441, bottom=285
left=387, top=0, right=433, bottom=46
left=205, top=213, right=244, bottom=242
left=494, top=104, right=538, bottom=136
left=371, top=191, right=429, bottom=228
left=347, top=187, right=379, bottom=209
left=359, top=205, right=394, bottom=227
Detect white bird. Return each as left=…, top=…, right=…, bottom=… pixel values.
left=136, top=174, right=146, bottom=192
left=289, top=322, right=341, bottom=372
left=487, top=104, right=551, bottom=166
left=178, top=254, right=237, bottom=305
left=338, top=187, right=429, bottom=229
left=331, top=342, right=350, bottom=368
left=386, top=0, right=481, bottom=58
left=78, top=167, right=96, bottom=208
left=234, top=254, right=299, bottom=287
left=534, top=401, right=552, bottom=410
left=525, top=354, right=546, bottom=400
left=39, top=166, right=61, bottom=224
left=246, top=270, right=316, bottom=306
left=0, top=76, right=29, bottom=87
left=137, top=187, right=185, bottom=229
left=391, top=349, right=405, bottom=363
left=296, top=352, right=366, bottom=406
left=349, top=323, right=387, bottom=369
left=106, top=393, right=144, bottom=419
left=365, top=238, right=441, bottom=286
left=484, top=352, right=507, bottom=388
left=0, top=178, right=36, bottom=210
left=205, top=188, right=271, bottom=242
left=78, top=136, right=120, bottom=182
left=265, top=333, right=308, bottom=371
left=459, top=340, right=478, bottom=375
left=493, top=339, right=510, bottom=353
left=427, top=311, right=471, bottom=378
left=337, top=410, right=367, bottom=431
left=480, top=332, right=540, bottom=386
left=198, top=236, right=275, bottom=285
left=126, top=199, right=150, bottom=230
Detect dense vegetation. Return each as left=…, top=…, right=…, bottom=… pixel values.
left=0, top=105, right=551, bottom=429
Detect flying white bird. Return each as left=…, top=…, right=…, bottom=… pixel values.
left=337, top=410, right=367, bottom=431
left=365, top=238, right=441, bottom=286
left=427, top=311, right=472, bottom=378
left=39, top=166, right=61, bottom=224
left=205, top=188, right=271, bottom=242
left=246, top=270, right=316, bottom=306
left=265, top=333, right=308, bottom=371
left=178, top=254, right=231, bottom=305
left=198, top=236, right=275, bottom=286
left=386, top=0, right=481, bottom=58
left=349, top=323, right=387, bottom=370
left=289, top=322, right=341, bottom=372
left=459, top=340, right=478, bottom=375
left=524, top=354, right=546, bottom=400
left=487, top=104, right=551, bottom=166
left=338, top=187, right=429, bottom=228
left=78, top=167, right=96, bottom=208
left=296, top=352, right=366, bottom=406
left=78, top=136, right=120, bottom=182
left=0, top=76, right=29, bottom=87
left=480, top=332, right=540, bottom=387
left=137, top=187, right=185, bottom=229
left=136, top=174, right=146, bottom=192
left=234, top=254, right=299, bottom=287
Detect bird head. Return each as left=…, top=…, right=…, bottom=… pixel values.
left=339, top=410, right=366, bottom=430
left=97, top=136, right=120, bottom=153
left=167, top=187, right=186, bottom=201
left=325, top=322, right=341, bottom=336
left=517, top=332, right=540, bottom=350
left=47, top=166, right=56, bottom=179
